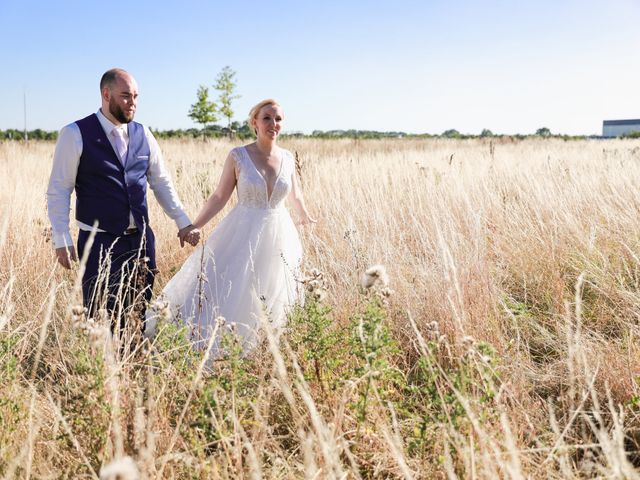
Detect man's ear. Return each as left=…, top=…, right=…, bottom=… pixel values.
left=101, top=86, right=110, bottom=103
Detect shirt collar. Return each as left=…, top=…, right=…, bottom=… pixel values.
left=96, top=109, right=128, bottom=138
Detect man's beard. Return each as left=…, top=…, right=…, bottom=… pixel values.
left=109, top=98, right=134, bottom=124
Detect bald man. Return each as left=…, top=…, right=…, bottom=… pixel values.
left=47, top=68, right=199, bottom=337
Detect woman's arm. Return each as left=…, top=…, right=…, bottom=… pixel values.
left=192, top=150, right=238, bottom=229
left=288, top=169, right=316, bottom=225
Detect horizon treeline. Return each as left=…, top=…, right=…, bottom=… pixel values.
left=1, top=125, right=632, bottom=141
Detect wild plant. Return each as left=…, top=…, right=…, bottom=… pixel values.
left=286, top=269, right=342, bottom=392
left=403, top=320, right=500, bottom=459
left=186, top=328, right=259, bottom=450
left=347, top=266, right=401, bottom=429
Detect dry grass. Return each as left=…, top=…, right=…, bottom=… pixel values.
left=2, top=137, right=640, bottom=478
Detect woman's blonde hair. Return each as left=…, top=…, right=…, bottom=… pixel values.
left=248, top=99, right=282, bottom=135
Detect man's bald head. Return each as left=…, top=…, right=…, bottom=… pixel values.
left=100, top=68, right=132, bottom=92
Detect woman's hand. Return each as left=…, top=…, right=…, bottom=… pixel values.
left=297, top=214, right=317, bottom=226
left=178, top=225, right=201, bottom=247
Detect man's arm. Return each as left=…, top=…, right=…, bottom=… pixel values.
left=47, top=124, right=82, bottom=268
left=144, top=127, right=193, bottom=233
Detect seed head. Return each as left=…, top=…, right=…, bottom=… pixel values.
left=312, top=288, right=328, bottom=303
left=375, top=286, right=394, bottom=305
left=461, top=335, right=475, bottom=347
left=149, top=298, right=172, bottom=323
left=360, top=264, right=389, bottom=289
left=425, top=321, right=440, bottom=340
left=302, top=268, right=329, bottom=302
left=89, top=324, right=110, bottom=346
left=99, top=456, right=140, bottom=480
left=71, top=305, right=88, bottom=329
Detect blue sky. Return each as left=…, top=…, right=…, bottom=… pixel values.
left=1, top=0, right=638, bottom=135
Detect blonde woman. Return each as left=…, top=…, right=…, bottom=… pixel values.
left=156, top=99, right=315, bottom=355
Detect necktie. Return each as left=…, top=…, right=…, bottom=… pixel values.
left=111, top=128, right=128, bottom=165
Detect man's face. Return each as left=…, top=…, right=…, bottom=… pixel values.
left=105, top=74, right=138, bottom=124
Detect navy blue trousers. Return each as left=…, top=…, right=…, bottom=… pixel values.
left=77, top=228, right=156, bottom=334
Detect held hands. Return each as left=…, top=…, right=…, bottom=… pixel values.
left=178, top=225, right=201, bottom=247
left=297, top=214, right=317, bottom=226
left=55, top=227, right=201, bottom=267
left=55, top=246, right=77, bottom=269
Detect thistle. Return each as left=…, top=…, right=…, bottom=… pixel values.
left=360, top=264, right=389, bottom=290
left=99, top=456, right=140, bottom=480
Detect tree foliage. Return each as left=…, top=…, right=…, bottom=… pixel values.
left=442, top=129, right=461, bottom=138
left=188, top=85, right=218, bottom=129
left=0, top=129, right=57, bottom=141
left=621, top=130, right=640, bottom=139
left=214, top=66, right=241, bottom=131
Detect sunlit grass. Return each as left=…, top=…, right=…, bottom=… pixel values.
left=1, top=137, right=640, bottom=478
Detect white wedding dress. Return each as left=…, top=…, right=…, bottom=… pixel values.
left=159, top=145, right=303, bottom=354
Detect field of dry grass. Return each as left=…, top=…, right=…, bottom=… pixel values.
left=2, top=137, right=640, bottom=478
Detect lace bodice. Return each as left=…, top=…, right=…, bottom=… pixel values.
left=233, top=146, right=294, bottom=209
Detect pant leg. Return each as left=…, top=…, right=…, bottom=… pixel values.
left=77, top=230, right=120, bottom=313
left=77, top=229, right=155, bottom=336
left=113, top=228, right=156, bottom=335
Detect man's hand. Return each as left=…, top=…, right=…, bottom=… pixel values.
left=177, top=225, right=201, bottom=247
left=55, top=246, right=77, bottom=269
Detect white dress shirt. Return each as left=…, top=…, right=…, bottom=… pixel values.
left=47, top=109, right=191, bottom=248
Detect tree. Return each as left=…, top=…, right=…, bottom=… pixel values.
left=188, top=85, right=218, bottom=131
left=535, top=127, right=551, bottom=137
left=231, top=120, right=252, bottom=139
left=442, top=129, right=461, bottom=139
left=214, top=66, right=240, bottom=134
left=480, top=128, right=494, bottom=137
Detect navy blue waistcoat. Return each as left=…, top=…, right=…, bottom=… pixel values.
left=75, top=114, right=151, bottom=235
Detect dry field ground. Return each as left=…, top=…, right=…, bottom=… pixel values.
left=1, top=137, right=640, bottom=478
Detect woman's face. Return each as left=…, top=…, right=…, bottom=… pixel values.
left=253, top=104, right=284, bottom=140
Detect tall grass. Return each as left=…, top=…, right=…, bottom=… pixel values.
left=1, top=137, right=640, bottom=478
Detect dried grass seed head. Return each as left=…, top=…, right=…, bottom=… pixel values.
left=303, top=267, right=329, bottom=301
left=360, top=264, right=389, bottom=289
left=99, top=456, right=140, bottom=480
left=149, top=298, right=172, bottom=323
left=461, top=335, right=475, bottom=347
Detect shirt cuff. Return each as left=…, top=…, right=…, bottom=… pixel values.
left=53, top=231, right=74, bottom=249
left=174, top=213, right=192, bottom=230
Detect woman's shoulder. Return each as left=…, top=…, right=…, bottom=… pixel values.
left=229, top=145, right=246, bottom=156
left=279, top=146, right=296, bottom=163
left=228, top=145, right=249, bottom=165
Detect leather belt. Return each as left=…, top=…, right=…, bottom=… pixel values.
left=123, top=228, right=139, bottom=235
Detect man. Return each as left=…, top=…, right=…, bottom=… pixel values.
left=47, top=67, right=199, bottom=333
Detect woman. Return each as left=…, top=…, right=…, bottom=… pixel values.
left=158, top=99, right=315, bottom=354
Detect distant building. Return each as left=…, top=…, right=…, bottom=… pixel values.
left=602, top=119, right=640, bottom=138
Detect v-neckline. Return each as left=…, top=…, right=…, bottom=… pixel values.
left=243, top=145, right=284, bottom=203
